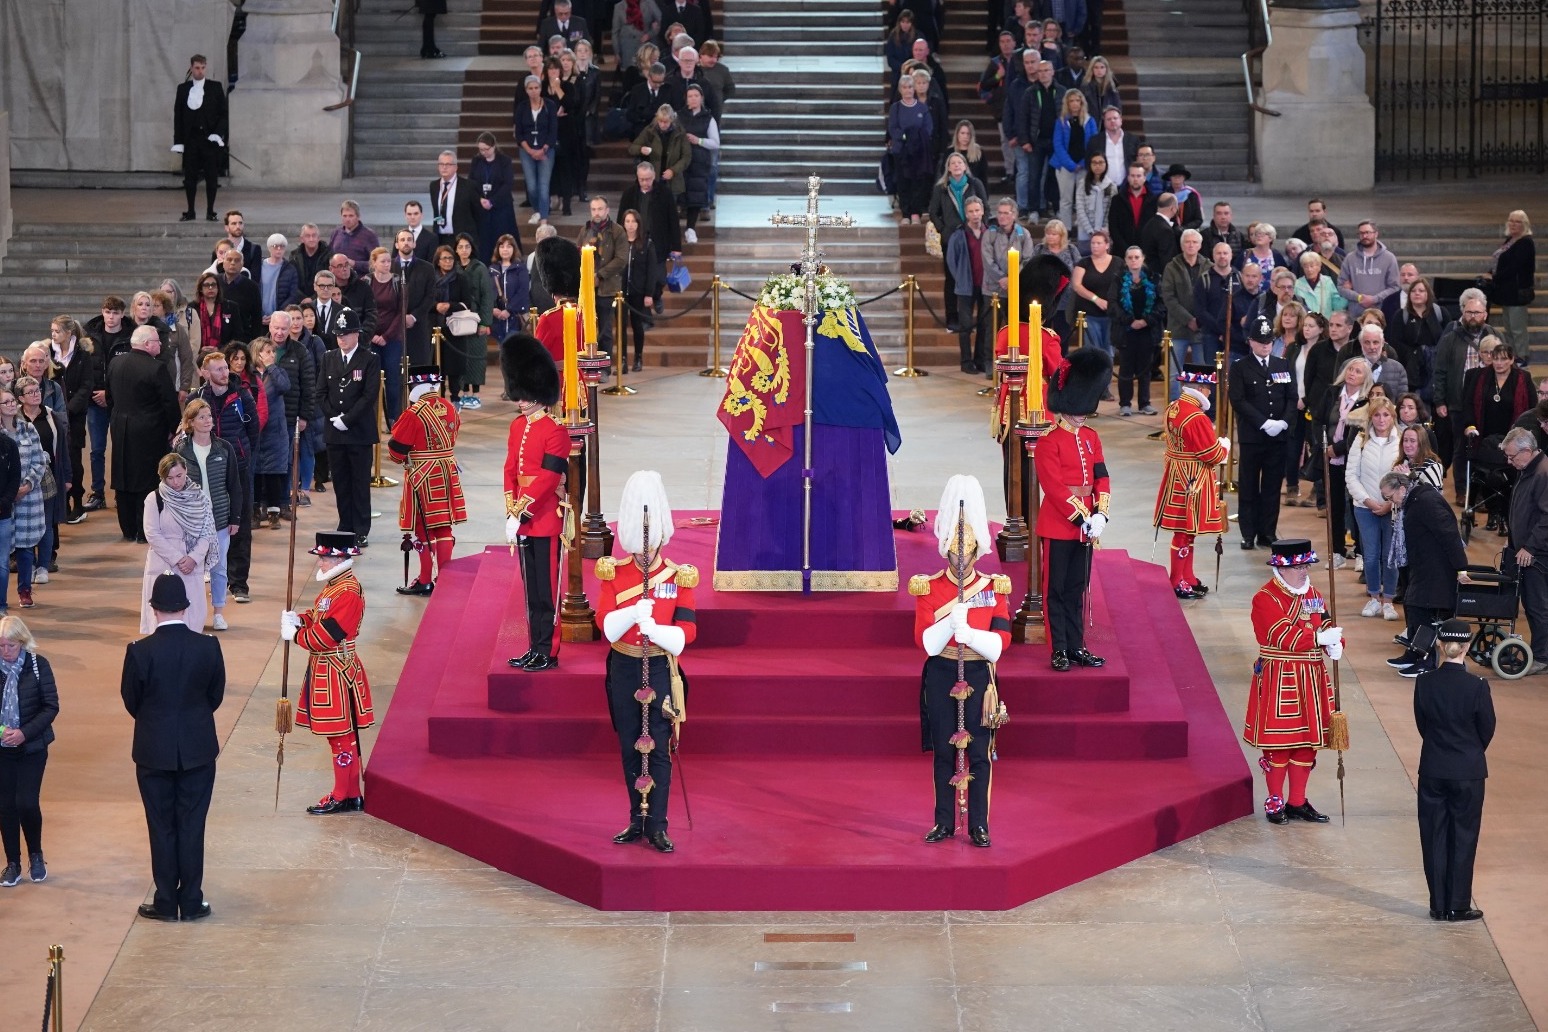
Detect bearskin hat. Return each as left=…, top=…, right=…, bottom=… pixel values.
left=500, top=333, right=561, bottom=407
left=1019, top=253, right=1070, bottom=307
left=535, top=236, right=582, bottom=300
left=1045, top=346, right=1114, bottom=416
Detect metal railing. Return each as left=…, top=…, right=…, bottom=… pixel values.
left=327, top=0, right=362, bottom=178
left=1241, top=0, right=1281, bottom=182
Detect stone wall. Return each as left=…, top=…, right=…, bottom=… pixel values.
left=0, top=109, right=11, bottom=269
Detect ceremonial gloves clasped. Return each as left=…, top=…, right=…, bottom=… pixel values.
left=1261, top=419, right=1289, bottom=437
left=922, top=603, right=1003, bottom=663
left=1316, top=624, right=1344, bottom=661
left=331, top=415, right=348, bottom=432
left=279, top=610, right=302, bottom=641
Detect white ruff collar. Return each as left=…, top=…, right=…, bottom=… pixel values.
left=318, top=558, right=355, bottom=582
left=1272, top=569, right=1311, bottom=595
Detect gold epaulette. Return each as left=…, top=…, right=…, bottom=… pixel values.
left=674, top=563, right=700, bottom=588
left=595, top=556, right=617, bottom=581
left=991, top=574, right=1012, bottom=595
left=908, top=574, right=932, bottom=596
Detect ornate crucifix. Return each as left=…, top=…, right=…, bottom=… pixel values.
left=768, top=175, right=856, bottom=592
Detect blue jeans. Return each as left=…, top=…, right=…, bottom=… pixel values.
left=375, top=339, right=404, bottom=426
left=0, top=517, right=13, bottom=609
left=211, top=528, right=231, bottom=609
left=298, top=423, right=320, bottom=494
left=1083, top=315, right=1112, bottom=360
left=1017, top=150, right=1048, bottom=213
left=14, top=545, right=33, bottom=594
left=1352, top=505, right=1397, bottom=598
left=520, top=149, right=554, bottom=219
left=88, top=404, right=109, bottom=497
left=35, top=494, right=59, bottom=571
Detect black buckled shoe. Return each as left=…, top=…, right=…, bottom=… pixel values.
left=613, top=825, right=644, bottom=844
left=1265, top=806, right=1290, bottom=825
left=1285, top=801, right=1330, bottom=823
left=522, top=654, right=560, bottom=672
left=1070, top=648, right=1106, bottom=668
left=923, top=825, right=954, bottom=843
left=1190, top=582, right=1209, bottom=595
left=969, top=827, right=991, bottom=848
left=508, top=650, right=537, bottom=668
left=306, top=795, right=364, bottom=816
left=1446, top=908, right=1484, bottom=922
left=182, top=901, right=213, bottom=921
left=1175, top=586, right=1206, bottom=600
left=647, top=831, right=674, bottom=853
left=396, top=580, right=434, bottom=597
left=138, top=903, right=178, bottom=921
left=1050, top=650, right=1072, bottom=672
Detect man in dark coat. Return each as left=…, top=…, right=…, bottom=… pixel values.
left=1413, top=618, right=1495, bottom=922
left=321, top=308, right=382, bottom=544
left=1504, top=426, right=1548, bottom=675
left=122, top=573, right=226, bottom=921
left=107, top=327, right=181, bottom=542
left=430, top=151, right=481, bottom=246
left=330, top=254, right=380, bottom=342
left=619, top=162, right=680, bottom=266
left=393, top=229, right=437, bottom=365
left=1230, top=316, right=1296, bottom=549
left=218, top=249, right=262, bottom=344
left=1382, top=472, right=1469, bottom=673
left=171, top=54, right=227, bottom=222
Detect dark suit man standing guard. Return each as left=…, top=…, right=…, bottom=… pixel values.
left=172, top=54, right=227, bottom=223
left=321, top=309, right=381, bottom=545
left=393, top=230, right=437, bottom=365
left=1413, top=618, right=1495, bottom=922
left=122, top=574, right=226, bottom=921
left=1230, top=315, right=1295, bottom=549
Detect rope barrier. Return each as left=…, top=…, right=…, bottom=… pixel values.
left=619, top=283, right=717, bottom=321
left=40, top=969, right=54, bottom=1032
left=854, top=283, right=904, bottom=307
left=914, top=289, right=953, bottom=330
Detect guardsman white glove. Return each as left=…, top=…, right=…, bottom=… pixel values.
left=634, top=598, right=655, bottom=624
left=504, top=516, right=521, bottom=544
left=1085, top=513, right=1108, bottom=540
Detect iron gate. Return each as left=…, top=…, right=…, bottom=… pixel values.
left=1370, top=0, right=1546, bottom=179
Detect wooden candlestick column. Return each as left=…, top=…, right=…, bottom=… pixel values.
left=559, top=422, right=599, bottom=642
left=1012, top=418, right=1051, bottom=643
left=994, top=354, right=1030, bottom=562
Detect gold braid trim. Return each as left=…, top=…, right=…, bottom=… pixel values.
left=991, top=574, right=1012, bottom=595
left=908, top=574, right=932, bottom=596
left=595, top=556, right=617, bottom=581
left=675, top=563, right=700, bottom=588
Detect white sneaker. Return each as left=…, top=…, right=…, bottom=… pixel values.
left=33, top=569, right=47, bottom=584
left=1332, top=554, right=1348, bottom=570
left=213, top=614, right=228, bottom=631
left=1382, top=602, right=1399, bottom=621
left=528, top=212, right=542, bottom=225
left=1361, top=598, right=1382, bottom=618
left=684, top=228, right=698, bottom=244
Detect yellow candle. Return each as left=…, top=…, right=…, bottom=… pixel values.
left=579, top=245, right=597, bottom=349
left=1027, top=301, right=1043, bottom=412
left=563, top=303, right=580, bottom=412
left=1006, top=248, right=1020, bottom=357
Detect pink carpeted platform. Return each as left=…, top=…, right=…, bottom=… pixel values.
left=367, top=515, right=1252, bottom=911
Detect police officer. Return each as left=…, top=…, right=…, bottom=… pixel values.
left=1230, top=314, right=1295, bottom=549
left=320, top=308, right=381, bottom=545
left=1414, top=618, right=1495, bottom=921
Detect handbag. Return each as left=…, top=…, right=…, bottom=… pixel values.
left=924, top=221, right=943, bottom=258
left=603, top=106, right=631, bottom=140
left=445, top=305, right=480, bottom=336
left=665, top=258, right=691, bottom=294
left=39, top=465, right=58, bottom=502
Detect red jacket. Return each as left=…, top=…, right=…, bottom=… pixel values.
left=1034, top=416, right=1110, bottom=541
left=503, top=409, right=571, bottom=538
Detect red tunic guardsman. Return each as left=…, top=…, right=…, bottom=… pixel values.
left=282, top=531, right=374, bottom=816
left=1034, top=348, right=1113, bottom=672
left=388, top=364, right=468, bottom=596
left=911, top=475, right=1011, bottom=848
left=596, top=471, right=698, bottom=854
left=531, top=235, right=584, bottom=368
left=501, top=334, right=571, bottom=672
left=1155, top=362, right=1230, bottom=599
left=1243, top=539, right=1343, bottom=825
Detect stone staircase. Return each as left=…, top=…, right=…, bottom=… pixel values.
left=349, top=0, right=481, bottom=58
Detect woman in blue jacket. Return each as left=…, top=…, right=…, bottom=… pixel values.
left=1050, top=90, right=1096, bottom=233
left=513, top=75, right=559, bottom=226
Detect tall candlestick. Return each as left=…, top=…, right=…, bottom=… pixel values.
left=563, top=303, right=580, bottom=414
left=1006, top=248, right=1020, bottom=357
left=579, top=244, right=597, bottom=350
left=1027, top=300, right=1043, bottom=413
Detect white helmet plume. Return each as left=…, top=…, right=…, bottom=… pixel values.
left=617, top=470, right=674, bottom=555
left=933, top=475, right=990, bottom=560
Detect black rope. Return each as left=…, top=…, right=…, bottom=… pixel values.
left=854, top=283, right=904, bottom=307
left=723, top=284, right=760, bottom=302
left=619, top=283, right=717, bottom=321
left=40, top=969, right=54, bottom=1032
left=914, top=288, right=952, bottom=329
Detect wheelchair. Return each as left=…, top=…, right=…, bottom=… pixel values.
left=1451, top=557, right=1532, bottom=679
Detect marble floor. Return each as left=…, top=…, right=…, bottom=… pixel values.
left=2, top=185, right=1546, bottom=1031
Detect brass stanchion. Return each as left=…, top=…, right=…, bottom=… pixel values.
left=602, top=291, right=637, bottom=396
left=700, top=275, right=728, bottom=377
left=894, top=276, right=928, bottom=377
left=49, top=944, right=64, bottom=1032
left=431, top=327, right=445, bottom=398
left=977, top=295, right=1000, bottom=396
left=1073, top=310, right=1087, bottom=350
left=369, top=370, right=398, bottom=488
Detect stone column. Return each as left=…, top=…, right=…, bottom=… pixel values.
left=228, top=0, right=346, bottom=188
left=0, top=110, right=11, bottom=267
left=1255, top=0, right=1374, bottom=193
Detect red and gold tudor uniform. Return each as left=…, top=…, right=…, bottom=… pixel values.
left=388, top=367, right=467, bottom=593
left=1243, top=540, right=1341, bottom=824
left=911, top=568, right=1012, bottom=838
left=292, top=532, right=374, bottom=813
left=1155, top=366, right=1228, bottom=597
left=1034, top=413, right=1111, bottom=666
left=504, top=405, right=571, bottom=668
left=595, top=555, right=698, bottom=839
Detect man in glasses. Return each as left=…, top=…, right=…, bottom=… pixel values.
left=1432, top=288, right=1500, bottom=499
left=1503, top=427, right=1548, bottom=676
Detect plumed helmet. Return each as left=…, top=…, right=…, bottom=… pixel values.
left=535, top=236, right=582, bottom=300
left=1045, top=347, right=1114, bottom=415
left=500, top=333, right=561, bottom=407
left=933, top=474, right=991, bottom=561
left=617, top=470, right=675, bottom=555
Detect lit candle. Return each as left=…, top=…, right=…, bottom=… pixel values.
left=1027, top=300, right=1043, bottom=413
left=579, top=244, right=597, bottom=351
left=1006, top=248, right=1020, bottom=358
left=562, top=302, right=580, bottom=413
